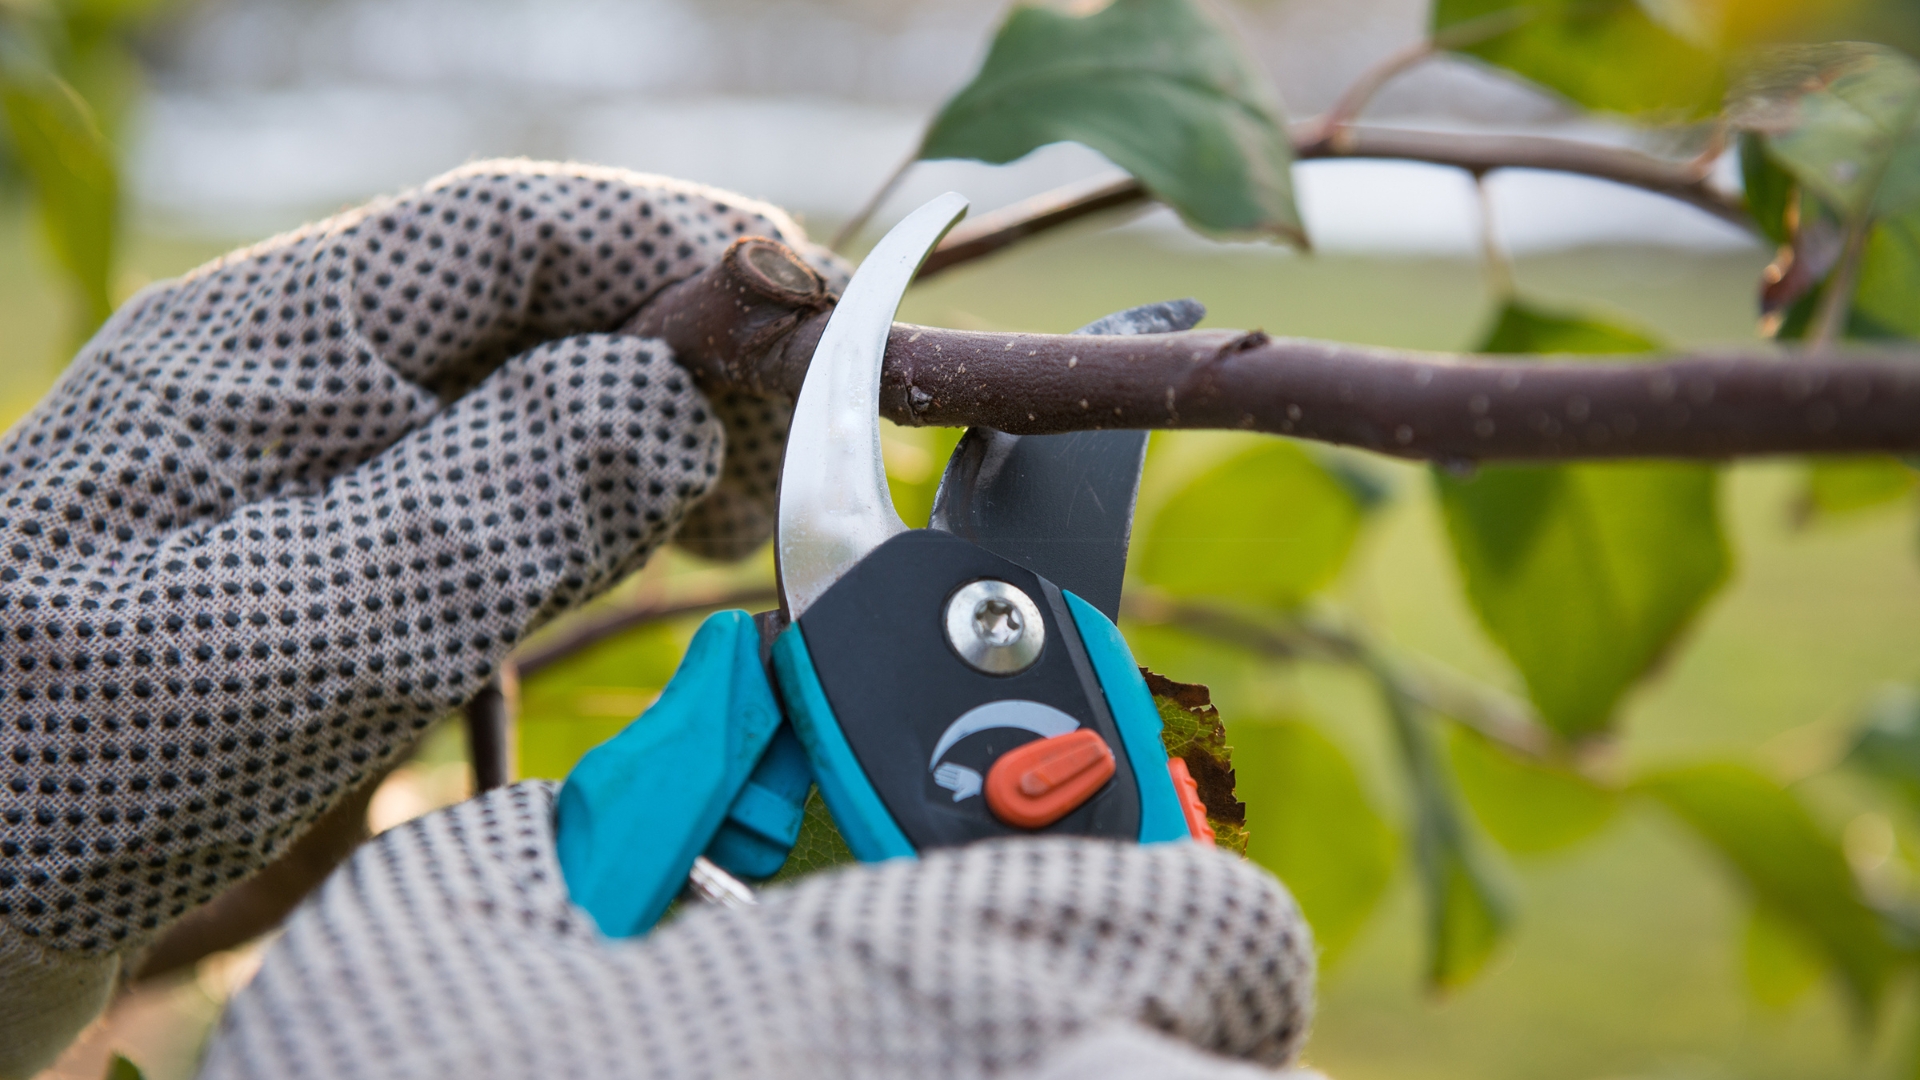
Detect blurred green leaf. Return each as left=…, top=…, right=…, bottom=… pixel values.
left=103, top=1054, right=145, bottom=1080
left=1138, top=440, right=1363, bottom=608
left=1852, top=206, right=1920, bottom=338
left=1432, top=0, right=1723, bottom=116
left=1844, top=684, right=1920, bottom=811
left=1448, top=728, right=1619, bottom=855
left=1375, top=666, right=1514, bottom=989
left=1743, top=130, right=1800, bottom=246
left=1235, top=719, right=1396, bottom=966
left=1729, top=43, right=1920, bottom=223
left=882, top=422, right=963, bottom=529
left=1437, top=304, right=1728, bottom=739
left=1476, top=297, right=1661, bottom=354
left=1799, top=457, right=1916, bottom=519
left=1436, top=461, right=1728, bottom=739
left=1744, top=901, right=1829, bottom=1011
left=517, top=621, right=688, bottom=780
left=1641, top=762, right=1898, bottom=1018
left=1743, top=899, right=1827, bottom=1006
left=0, top=43, right=117, bottom=329
left=920, top=0, right=1303, bottom=243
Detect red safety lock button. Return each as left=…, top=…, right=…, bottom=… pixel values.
left=1168, top=757, right=1217, bottom=844
left=984, top=728, right=1116, bottom=830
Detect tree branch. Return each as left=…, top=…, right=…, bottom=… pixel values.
left=638, top=237, right=1920, bottom=463
left=916, top=125, right=1749, bottom=282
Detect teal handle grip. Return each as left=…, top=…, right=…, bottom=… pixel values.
left=1061, top=591, right=1190, bottom=844
left=772, top=624, right=916, bottom=862
left=555, top=610, right=782, bottom=938
left=703, top=722, right=813, bottom=880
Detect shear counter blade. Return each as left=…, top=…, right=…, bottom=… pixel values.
left=928, top=299, right=1205, bottom=621
left=777, top=192, right=969, bottom=619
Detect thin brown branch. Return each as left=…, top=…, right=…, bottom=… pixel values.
left=919, top=125, right=1750, bottom=281
left=1809, top=215, right=1871, bottom=352
left=464, top=668, right=519, bottom=791
left=510, top=587, right=780, bottom=678
left=919, top=176, right=1151, bottom=279
left=1122, top=592, right=1556, bottom=761
left=1305, top=40, right=1436, bottom=145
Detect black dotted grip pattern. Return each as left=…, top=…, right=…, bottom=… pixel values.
left=0, top=160, right=832, bottom=956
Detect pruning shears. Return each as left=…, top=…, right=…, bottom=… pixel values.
left=555, top=194, right=1216, bottom=937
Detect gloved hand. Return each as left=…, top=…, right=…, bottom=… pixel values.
left=0, top=159, right=839, bottom=1078
left=197, top=783, right=1318, bottom=1080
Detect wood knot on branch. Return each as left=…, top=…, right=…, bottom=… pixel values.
left=623, top=236, right=834, bottom=398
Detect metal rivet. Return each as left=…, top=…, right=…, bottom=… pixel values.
left=944, top=579, right=1045, bottom=675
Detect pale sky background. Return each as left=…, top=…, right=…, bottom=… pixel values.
left=127, top=0, right=1757, bottom=255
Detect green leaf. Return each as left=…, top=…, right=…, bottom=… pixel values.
left=1234, top=719, right=1396, bottom=968
left=0, top=40, right=118, bottom=331
left=1475, top=297, right=1660, bottom=354
left=1375, top=666, right=1514, bottom=989
left=1437, top=304, right=1728, bottom=739
left=1844, top=684, right=1920, bottom=811
left=1436, top=462, right=1728, bottom=738
left=1447, top=728, right=1618, bottom=855
left=1640, top=762, right=1899, bottom=1018
left=104, top=1054, right=146, bottom=1080
left=920, top=0, right=1303, bottom=243
left=763, top=789, right=856, bottom=886
left=1852, top=206, right=1920, bottom=338
left=1799, top=457, right=1916, bottom=519
left=1729, top=43, right=1920, bottom=224
left=1143, top=670, right=1247, bottom=854
left=1137, top=440, right=1364, bottom=609
left=1432, top=0, right=1723, bottom=116
left=1744, top=902, right=1828, bottom=1011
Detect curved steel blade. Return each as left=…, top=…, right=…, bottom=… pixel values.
left=928, top=299, right=1205, bottom=621
left=777, top=192, right=969, bottom=618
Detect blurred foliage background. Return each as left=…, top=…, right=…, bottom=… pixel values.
left=15, top=0, right=1920, bottom=1078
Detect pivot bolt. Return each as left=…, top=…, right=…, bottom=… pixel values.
left=945, top=579, right=1045, bottom=674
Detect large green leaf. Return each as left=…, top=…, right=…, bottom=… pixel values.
left=1729, top=44, right=1920, bottom=224
left=1640, top=763, right=1899, bottom=1018
left=1137, top=440, right=1364, bottom=608
left=1432, top=0, right=1723, bottom=116
left=1436, top=302, right=1729, bottom=739
left=104, top=1055, right=146, bottom=1080
left=0, top=33, right=117, bottom=331
left=1375, top=665, right=1513, bottom=989
left=920, top=0, right=1303, bottom=243
left=1436, top=462, right=1728, bottom=738
left=1234, top=719, right=1397, bottom=967
left=1448, top=728, right=1618, bottom=855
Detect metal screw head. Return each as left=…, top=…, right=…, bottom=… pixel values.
left=945, top=579, right=1045, bottom=674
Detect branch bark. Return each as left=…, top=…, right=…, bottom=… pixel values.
left=639, top=236, right=1920, bottom=463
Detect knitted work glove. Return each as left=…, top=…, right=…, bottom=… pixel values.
left=197, top=783, right=1318, bottom=1080
left=0, top=160, right=837, bottom=1078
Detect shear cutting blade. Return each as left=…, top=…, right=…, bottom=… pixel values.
left=776, top=193, right=968, bottom=619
